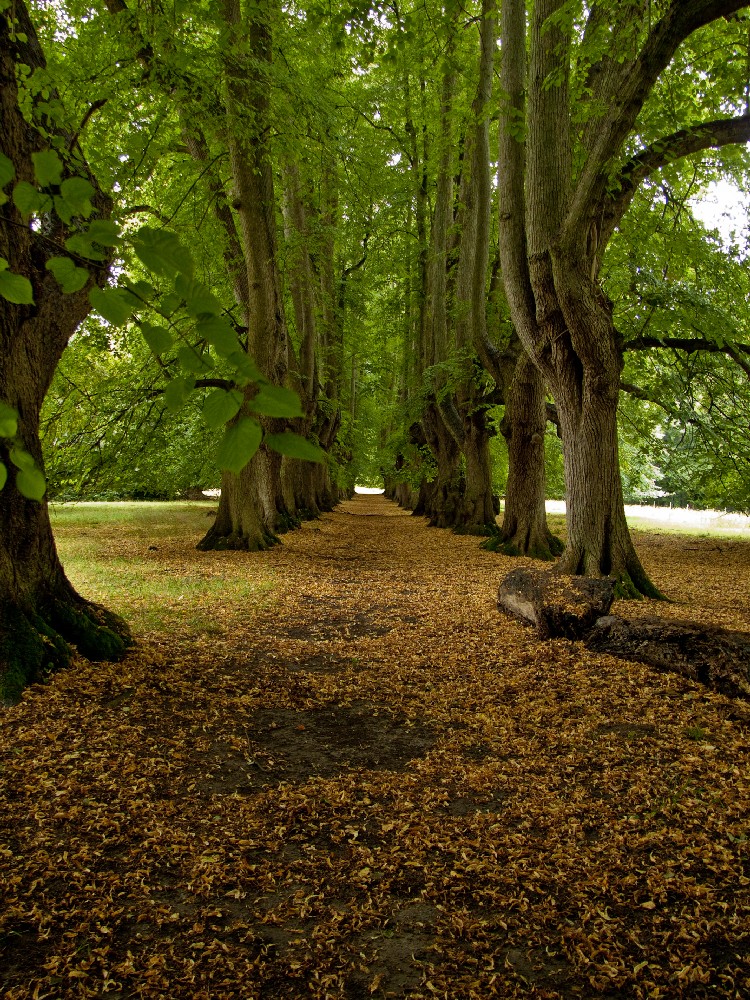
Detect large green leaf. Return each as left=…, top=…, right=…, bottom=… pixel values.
left=87, top=219, right=120, bottom=247
left=264, top=431, right=324, bottom=463
left=249, top=385, right=303, bottom=418
left=90, top=286, right=138, bottom=325
left=58, top=176, right=95, bottom=219
left=177, top=343, right=214, bottom=373
left=9, top=446, right=36, bottom=471
left=0, top=268, right=34, bottom=305
left=12, top=181, right=52, bottom=218
left=196, top=315, right=239, bottom=357
left=64, top=232, right=107, bottom=262
left=226, top=350, right=263, bottom=384
left=175, top=274, right=222, bottom=318
left=32, top=149, right=63, bottom=187
left=163, top=376, right=196, bottom=412
left=46, top=256, right=89, bottom=293
left=0, top=153, right=14, bottom=190
left=140, top=322, right=173, bottom=355
left=0, top=402, right=18, bottom=438
left=17, top=466, right=46, bottom=501
left=217, top=417, right=262, bottom=473
left=132, top=227, right=193, bottom=279
left=201, top=388, right=243, bottom=428
left=0, top=462, right=6, bottom=491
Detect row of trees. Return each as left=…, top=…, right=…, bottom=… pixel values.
left=2, top=0, right=750, bottom=700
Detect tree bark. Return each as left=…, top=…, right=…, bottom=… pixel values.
left=487, top=353, right=562, bottom=558
left=0, top=2, right=130, bottom=702
left=198, top=0, right=292, bottom=550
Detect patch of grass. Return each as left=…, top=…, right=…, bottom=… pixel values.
left=50, top=502, right=275, bottom=638
left=684, top=725, right=708, bottom=742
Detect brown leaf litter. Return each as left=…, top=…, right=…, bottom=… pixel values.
left=1, top=494, right=749, bottom=998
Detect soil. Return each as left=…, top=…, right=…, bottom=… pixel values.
left=1, top=494, right=750, bottom=999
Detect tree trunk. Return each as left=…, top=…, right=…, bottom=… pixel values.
left=453, top=407, right=496, bottom=534
left=488, top=353, right=562, bottom=558
left=421, top=404, right=463, bottom=528
left=199, top=447, right=280, bottom=551
left=0, top=1, right=130, bottom=702
left=198, top=0, right=291, bottom=551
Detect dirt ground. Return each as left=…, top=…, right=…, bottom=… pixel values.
left=1, top=494, right=749, bottom=999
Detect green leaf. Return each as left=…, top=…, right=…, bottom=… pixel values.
left=32, top=149, right=63, bottom=187
left=0, top=153, right=14, bottom=189
left=132, top=227, right=193, bottom=279
left=177, top=343, right=214, bottom=373
left=0, top=402, right=18, bottom=438
left=89, top=286, right=137, bottom=325
left=9, top=446, right=35, bottom=471
left=125, top=278, right=156, bottom=301
left=157, top=291, right=182, bottom=317
left=226, top=350, right=263, bottom=384
left=216, top=417, right=262, bottom=473
left=64, top=233, right=107, bottom=262
left=0, top=462, right=6, bottom=491
left=0, top=268, right=34, bottom=305
left=140, top=322, right=173, bottom=355
left=59, top=176, right=95, bottom=218
left=249, top=384, right=303, bottom=418
left=46, top=256, right=89, bottom=293
left=174, top=274, right=222, bottom=318
left=163, top=376, right=195, bottom=412
left=201, top=388, right=243, bottom=428
left=87, top=219, right=120, bottom=246
left=264, top=431, right=324, bottom=463
left=196, top=315, right=239, bottom=357
left=12, top=181, right=52, bottom=218
left=16, top=466, right=46, bottom=500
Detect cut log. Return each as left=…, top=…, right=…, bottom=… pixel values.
left=586, top=616, right=750, bottom=701
left=497, top=567, right=615, bottom=640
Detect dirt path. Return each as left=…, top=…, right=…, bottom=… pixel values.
left=1, top=495, right=750, bottom=999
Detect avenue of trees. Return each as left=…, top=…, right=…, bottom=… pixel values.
left=2, top=0, right=750, bottom=699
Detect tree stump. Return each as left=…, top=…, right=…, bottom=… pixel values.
left=497, top=567, right=616, bottom=640
left=586, top=616, right=750, bottom=701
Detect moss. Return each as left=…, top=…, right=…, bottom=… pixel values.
left=614, top=567, right=667, bottom=601
left=275, top=512, right=302, bottom=534
left=46, top=598, right=131, bottom=662
left=481, top=530, right=563, bottom=561
left=0, top=606, right=72, bottom=705
left=452, top=523, right=497, bottom=537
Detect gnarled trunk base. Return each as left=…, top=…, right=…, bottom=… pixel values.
left=1, top=588, right=131, bottom=705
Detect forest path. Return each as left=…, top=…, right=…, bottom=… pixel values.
left=2, top=496, right=750, bottom=998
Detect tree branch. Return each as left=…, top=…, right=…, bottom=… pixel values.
left=566, top=0, right=750, bottom=244
left=603, top=114, right=750, bottom=240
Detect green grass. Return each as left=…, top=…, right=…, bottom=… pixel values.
left=50, top=502, right=276, bottom=638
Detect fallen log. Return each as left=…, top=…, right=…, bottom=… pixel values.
left=585, top=615, right=750, bottom=701
left=496, top=567, right=616, bottom=640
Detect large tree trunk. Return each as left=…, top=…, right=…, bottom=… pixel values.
left=453, top=407, right=496, bottom=534
left=420, top=404, right=463, bottom=528
left=199, top=0, right=291, bottom=551
left=550, top=297, right=659, bottom=595
left=488, top=353, right=562, bottom=558
left=0, top=2, right=130, bottom=702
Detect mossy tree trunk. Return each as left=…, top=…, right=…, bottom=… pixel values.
left=0, top=2, right=130, bottom=702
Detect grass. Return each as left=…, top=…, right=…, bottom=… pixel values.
left=50, top=501, right=276, bottom=638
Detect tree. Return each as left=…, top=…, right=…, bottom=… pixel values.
left=0, top=0, right=130, bottom=702
left=497, top=0, right=750, bottom=595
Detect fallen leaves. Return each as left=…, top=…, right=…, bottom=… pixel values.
left=1, top=496, right=749, bottom=998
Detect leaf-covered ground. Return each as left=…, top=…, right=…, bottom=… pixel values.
left=1, top=495, right=750, bottom=999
